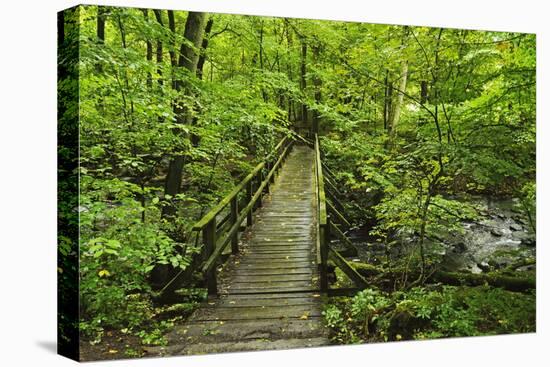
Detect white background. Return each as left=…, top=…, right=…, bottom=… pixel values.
left=0, top=0, right=547, bottom=365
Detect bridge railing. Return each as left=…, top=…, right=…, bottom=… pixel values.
left=313, top=133, right=368, bottom=293
left=314, top=134, right=329, bottom=292
left=192, top=135, right=294, bottom=295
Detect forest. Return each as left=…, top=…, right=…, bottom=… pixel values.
left=58, top=5, right=535, bottom=360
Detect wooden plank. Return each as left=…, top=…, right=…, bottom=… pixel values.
left=202, top=144, right=293, bottom=274
left=231, top=273, right=315, bottom=283
left=327, top=200, right=351, bottom=227
left=231, top=268, right=315, bottom=276
left=247, top=247, right=313, bottom=254
left=192, top=304, right=321, bottom=321
left=324, top=174, right=342, bottom=196
left=226, top=286, right=319, bottom=295
left=243, top=254, right=314, bottom=261
left=329, top=220, right=355, bottom=249
left=206, top=296, right=321, bottom=309
left=328, top=247, right=368, bottom=288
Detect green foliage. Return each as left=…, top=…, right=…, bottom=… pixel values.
left=324, top=286, right=535, bottom=343
left=63, top=4, right=535, bottom=351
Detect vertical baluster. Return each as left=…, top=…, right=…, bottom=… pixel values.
left=320, top=219, right=329, bottom=293
left=203, top=219, right=217, bottom=296
left=230, top=196, right=239, bottom=254
left=257, top=170, right=263, bottom=208
left=246, top=180, right=253, bottom=226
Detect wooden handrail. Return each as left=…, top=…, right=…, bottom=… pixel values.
left=192, top=136, right=289, bottom=232
left=202, top=143, right=292, bottom=274
left=192, top=162, right=264, bottom=231
left=191, top=135, right=293, bottom=295
left=315, top=135, right=327, bottom=226
left=314, top=134, right=329, bottom=292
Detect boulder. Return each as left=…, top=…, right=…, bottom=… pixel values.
left=452, top=242, right=467, bottom=253
left=521, top=237, right=536, bottom=247
left=477, top=261, right=491, bottom=272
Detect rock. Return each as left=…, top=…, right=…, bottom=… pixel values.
left=517, top=265, right=535, bottom=272
left=509, top=223, right=523, bottom=232
left=490, top=228, right=504, bottom=237
left=497, top=213, right=506, bottom=220
left=452, top=242, right=467, bottom=253
left=477, top=261, right=491, bottom=272
left=521, top=237, right=536, bottom=247
left=512, top=215, right=527, bottom=225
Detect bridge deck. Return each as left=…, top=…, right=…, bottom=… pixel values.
left=155, top=145, right=329, bottom=355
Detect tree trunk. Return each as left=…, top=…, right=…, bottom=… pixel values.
left=192, top=18, right=214, bottom=147
left=97, top=6, right=106, bottom=43
left=196, top=18, right=214, bottom=80
left=388, top=60, right=408, bottom=139
left=420, top=80, right=428, bottom=104
left=300, top=40, right=308, bottom=126
left=142, top=9, right=153, bottom=89
left=312, top=44, right=322, bottom=135
left=95, top=6, right=106, bottom=73
left=152, top=10, right=164, bottom=87
left=352, top=263, right=535, bottom=293
left=163, top=12, right=208, bottom=217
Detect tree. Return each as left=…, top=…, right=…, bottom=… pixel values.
left=163, top=12, right=208, bottom=217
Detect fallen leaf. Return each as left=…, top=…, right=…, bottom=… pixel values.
left=98, top=269, right=110, bottom=277
left=108, top=349, right=118, bottom=354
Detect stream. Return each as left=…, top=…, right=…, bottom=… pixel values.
left=345, top=196, right=536, bottom=274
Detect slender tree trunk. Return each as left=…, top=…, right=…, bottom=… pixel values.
left=300, top=40, right=308, bottom=126
left=384, top=75, right=393, bottom=131
left=152, top=10, right=164, bottom=87
left=141, top=9, right=153, bottom=89
left=163, top=12, right=208, bottom=217
left=388, top=60, right=408, bottom=139
left=95, top=7, right=106, bottom=111
left=97, top=6, right=106, bottom=45
left=312, top=44, right=322, bottom=135
left=167, top=10, right=178, bottom=90
left=420, top=80, right=428, bottom=104
left=258, top=20, right=268, bottom=102
left=196, top=18, right=214, bottom=80
left=383, top=71, right=388, bottom=130
left=192, top=18, right=214, bottom=147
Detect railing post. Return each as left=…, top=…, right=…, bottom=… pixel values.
left=265, top=164, right=271, bottom=193
left=203, top=219, right=217, bottom=296
left=230, top=197, right=239, bottom=254
left=246, top=180, right=253, bottom=226
left=257, top=171, right=263, bottom=208
left=320, top=220, right=329, bottom=293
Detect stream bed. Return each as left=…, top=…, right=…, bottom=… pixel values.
left=346, top=196, right=536, bottom=274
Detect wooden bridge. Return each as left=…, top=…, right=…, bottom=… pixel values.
left=151, top=134, right=368, bottom=356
